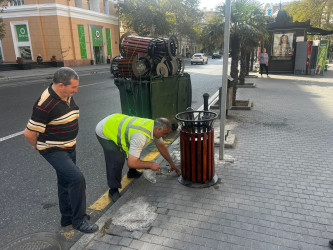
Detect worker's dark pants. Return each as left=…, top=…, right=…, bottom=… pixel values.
left=96, top=135, right=126, bottom=190
left=42, top=150, right=86, bottom=227
left=260, top=64, right=269, bottom=75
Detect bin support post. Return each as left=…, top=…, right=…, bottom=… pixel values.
left=203, top=93, right=209, bottom=111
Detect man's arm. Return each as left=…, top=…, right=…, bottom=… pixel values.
left=155, top=142, right=181, bottom=175
left=23, top=128, right=38, bottom=150
left=127, top=154, right=161, bottom=171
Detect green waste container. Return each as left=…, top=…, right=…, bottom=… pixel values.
left=114, top=73, right=192, bottom=124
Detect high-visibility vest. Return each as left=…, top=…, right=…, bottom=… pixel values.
left=103, top=114, right=154, bottom=157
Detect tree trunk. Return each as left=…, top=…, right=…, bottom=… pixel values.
left=239, top=46, right=246, bottom=85
left=230, top=34, right=240, bottom=106
left=250, top=49, right=254, bottom=72
left=246, top=50, right=251, bottom=75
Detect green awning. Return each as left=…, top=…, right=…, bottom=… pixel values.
left=307, top=27, right=333, bottom=35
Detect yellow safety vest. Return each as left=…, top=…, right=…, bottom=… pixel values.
left=103, top=114, right=154, bottom=157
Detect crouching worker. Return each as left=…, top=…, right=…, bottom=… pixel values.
left=96, top=114, right=181, bottom=201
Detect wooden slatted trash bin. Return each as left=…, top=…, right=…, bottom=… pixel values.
left=175, top=110, right=218, bottom=188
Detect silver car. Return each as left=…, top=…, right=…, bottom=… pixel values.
left=191, top=53, right=208, bottom=65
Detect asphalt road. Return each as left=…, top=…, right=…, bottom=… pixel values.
left=0, top=58, right=226, bottom=249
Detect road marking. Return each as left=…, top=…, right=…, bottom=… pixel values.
left=1, top=81, right=110, bottom=142
left=0, top=131, right=24, bottom=142
left=88, top=153, right=158, bottom=211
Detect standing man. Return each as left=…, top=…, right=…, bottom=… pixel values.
left=259, top=48, right=269, bottom=77
left=96, top=114, right=181, bottom=201
left=23, top=67, right=98, bottom=233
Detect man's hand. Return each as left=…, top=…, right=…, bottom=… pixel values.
left=150, top=163, right=162, bottom=171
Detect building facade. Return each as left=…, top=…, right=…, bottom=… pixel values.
left=0, top=0, right=120, bottom=66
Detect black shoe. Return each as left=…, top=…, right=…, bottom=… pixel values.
left=109, top=189, right=121, bottom=202
left=329, top=239, right=333, bottom=249
left=73, top=220, right=99, bottom=234
left=127, top=169, right=143, bottom=178
left=61, top=214, right=90, bottom=227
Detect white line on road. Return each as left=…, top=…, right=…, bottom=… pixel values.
left=0, top=131, right=24, bottom=142
left=1, top=80, right=110, bottom=142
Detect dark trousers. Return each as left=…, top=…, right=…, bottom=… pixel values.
left=42, top=150, right=86, bottom=227
left=96, top=135, right=126, bottom=190
left=260, top=64, right=268, bottom=75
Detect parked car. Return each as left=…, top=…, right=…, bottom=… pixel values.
left=191, top=53, right=208, bottom=65
left=212, top=52, right=222, bottom=59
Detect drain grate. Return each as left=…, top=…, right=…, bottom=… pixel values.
left=3, top=232, right=61, bottom=250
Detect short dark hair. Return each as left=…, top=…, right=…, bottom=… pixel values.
left=53, top=67, right=79, bottom=86
left=154, top=118, right=171, bottom=130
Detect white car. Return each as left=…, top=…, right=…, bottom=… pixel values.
left=191, top=53, right=208, bottom=65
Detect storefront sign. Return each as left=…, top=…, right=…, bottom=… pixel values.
left=92, top=28, right=103, bottom=47
left=16, top=25, right=29, bottom=42
left=78, top=25, right=87, bottom=59
left=106, top=28, right=112, bottom=57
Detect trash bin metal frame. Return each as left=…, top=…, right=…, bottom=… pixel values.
left=176, top=110, right=218, bottom=188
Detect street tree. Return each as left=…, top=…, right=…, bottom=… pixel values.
left=285, top=0, right=333, bottom=30
left=0, top=0, right=5, bottom=40
left=214, top=0, right=266, bottom=104
left=201, top=13, right=224, bottom=54
left=119, top=0, right=173, bottom=37
left=161, top=0, right=203, bottom=41
left=119, top=0, right=202, bottom=41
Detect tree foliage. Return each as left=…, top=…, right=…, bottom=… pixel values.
left=119, top=0, right=203, bottom=40
left=204, top=0, right=266, bottom=104
left=0, top=0, right=5, bottom=40
left=285, top=0, right=333, bottom=30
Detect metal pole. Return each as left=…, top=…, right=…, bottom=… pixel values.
left=219, top=0, right=231, bottom=160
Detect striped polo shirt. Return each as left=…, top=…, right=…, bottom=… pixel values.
left=26, top=84, right=79, bottom=154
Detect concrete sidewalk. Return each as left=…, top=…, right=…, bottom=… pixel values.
left=68, top=67, right=333, bottom=250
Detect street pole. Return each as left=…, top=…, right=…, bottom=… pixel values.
left=219, top=0, right=231, bottom=160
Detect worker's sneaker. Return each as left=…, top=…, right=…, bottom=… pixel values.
left=109, top=189, right=121, bottom=202
left=127, top=169, right=142, bottom=178
left=73, top=220, right=98, bottom=234
left=329, top=239, right=333, bottom=249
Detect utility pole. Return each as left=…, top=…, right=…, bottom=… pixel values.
left=219, top=0, right=231, bottom=160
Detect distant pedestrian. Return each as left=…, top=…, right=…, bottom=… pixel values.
left=107, top=54, right=111, bottom=64
left=37, top=54, right=43, bottom=64
left=23, top=67, right=99, bottom=234
left=95, top=114, right=181, bottom=201
left=259, top=48, right=269, bottom=77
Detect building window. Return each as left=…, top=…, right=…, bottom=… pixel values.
left=75, top=0, right=82, bottom=8
left=8, top=0, right=24, bottom=6
left=103, top=0, right=109, bottom=14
